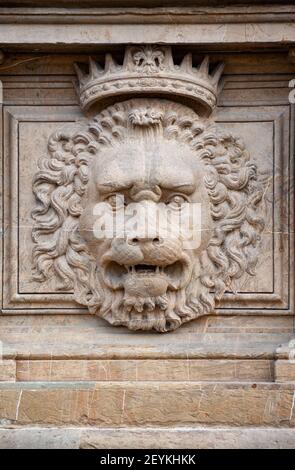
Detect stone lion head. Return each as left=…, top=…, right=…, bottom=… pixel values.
left=32, top=99, right=264, bottom=332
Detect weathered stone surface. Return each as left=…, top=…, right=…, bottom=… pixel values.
left=1, top=426, right=295, bottom=450
left=1, top=316, right=292, bottom=361
left=0, top=382, right=294, bottom=427
left=187, top=359, right=273, bottom=382
left=2, top=332, right=293, bottom=361
left=0, top=360, right=16, bottom=382
left=0, top=427, right=81, bottom=449
left=16, top=359, right=273, bottom=382
left=0, top=390, right=21, bottom=423
left=79, top=426, right=295, bottom=450
left=0, top=19, right=295, bottom=48
left=275, top=360, right=295, bottom=383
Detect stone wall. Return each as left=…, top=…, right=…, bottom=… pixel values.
left=0, top=1, right=294, bottom=449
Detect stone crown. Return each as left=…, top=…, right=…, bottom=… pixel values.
left=74, top=45, right=224, bottom=116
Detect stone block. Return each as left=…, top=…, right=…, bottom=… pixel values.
left=16, top=359, right=273, bottom=382
left=0, top=382, right=294, bottom=427
left=275, top=360, right=295, bottom=383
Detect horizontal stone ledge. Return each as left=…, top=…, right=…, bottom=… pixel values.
left=0, top=381, right=293, bottom=390
left=1, top=332, right=292, bottom=361
left=0, top=6, right=295, bottom=25
left=0, top=426, right=295, bottom=449
left=0, top=347, right=286, bottom=361
left=0, top=23, right=294, bottom=47
left=0, top=381, right=294, bottom=427
left=15, top=358, right=274, bottom=382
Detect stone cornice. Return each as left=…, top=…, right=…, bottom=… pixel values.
left=0, top=5, right=295, bottom=24
left=1, top=0, right=293, bottom=6
left=0, top=5, right=294, bottom=48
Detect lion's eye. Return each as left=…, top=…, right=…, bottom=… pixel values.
left=166, top=195, right=188, bottom=209
left=105, top=194, right=125, bottom=210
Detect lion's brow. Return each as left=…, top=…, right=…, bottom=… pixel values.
left=97, top=182, right=196, bottom=194
left=96, top=182, right=132, bottom=193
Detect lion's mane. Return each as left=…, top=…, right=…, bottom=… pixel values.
left=32, top=99, right=264, bottom=330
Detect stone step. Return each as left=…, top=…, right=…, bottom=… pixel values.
left=1, top=426, right=295, bottom=449
left=0, top=381, right=294, bottom=427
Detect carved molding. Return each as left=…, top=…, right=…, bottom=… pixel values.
left=1, top=4, right=295, bottom=25
left=0, top=9, right=295, bottom=48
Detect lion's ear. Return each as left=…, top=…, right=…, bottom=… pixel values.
left=47, top=123, right=87, bottom=164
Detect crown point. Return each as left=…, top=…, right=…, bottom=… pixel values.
left=165, top=46, right=174, bottom=69
left=105, top=53, right=118, bottom=73
left=180, top=53, right=192, bottom=72
left=73, top=63, right=86, bottom=87
left=199, top=55, right=210, bottom=75
left=123, top=47, right=134, bottom=70
left=211, top=62, right=225, bottom=86
left=88, top=57, right=102, bottom=79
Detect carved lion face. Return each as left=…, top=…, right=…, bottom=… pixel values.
left=32, top=99, right=264, bottom=332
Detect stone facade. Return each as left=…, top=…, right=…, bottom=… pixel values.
left=0, top=0, right=294, bottom=448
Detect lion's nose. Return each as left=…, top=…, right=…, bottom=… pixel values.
left=128, top=236, right=163, bottom=246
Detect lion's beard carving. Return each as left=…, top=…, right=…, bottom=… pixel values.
left=89, top=271, right=203, bottom=333
left=83, top=236, right=202, bottom=332
left=31, top=99, right=264, bottom=332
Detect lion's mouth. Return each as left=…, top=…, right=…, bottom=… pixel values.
left=130, top=264, right=159, bottom=274
left=103, top=260, right=188, bottom=290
